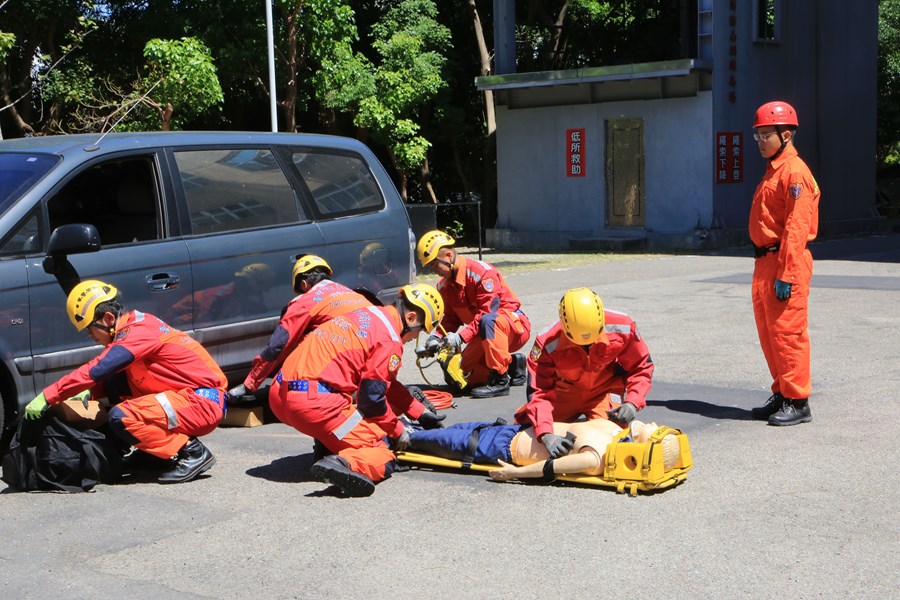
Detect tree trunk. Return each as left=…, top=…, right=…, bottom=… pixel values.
left=419, top=156, right=439, bottom=204
left=280, top=6, right=299, bottom=133
left=467, top=0, right=495, bottom=137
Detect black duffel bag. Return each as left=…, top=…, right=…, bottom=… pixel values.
left=1, top=414, right=122, bottom=492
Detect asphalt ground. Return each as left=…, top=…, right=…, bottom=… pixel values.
left=1, top=233, right=898, bottom=599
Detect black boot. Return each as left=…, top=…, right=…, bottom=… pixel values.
left=310, top=455, right=375, bottom=497
left=509, top=353, right=527, bottom=387
left=312, top=438, right=333, bottom=461
left=470, top=371, right=511, bottom=398
left=768, top=398, right=811, bottom=426
left=751, top=393, right=785, bottom=420
left=122, top=448, right=173, bottom=474
left=158, top=438, right=216, bottom=484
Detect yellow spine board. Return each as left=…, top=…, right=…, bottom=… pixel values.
left=397, top=426, right=693, bottom=497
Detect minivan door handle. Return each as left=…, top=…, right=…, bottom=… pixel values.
left=146, top=272, right=181, bottom=291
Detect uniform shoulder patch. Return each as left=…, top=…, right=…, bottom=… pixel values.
left=482, top=277, right=494, bottom=292
left=789, top=182, right=803, bottom=199
left=388, top=354, right=401, bottom=372
left=529, top=344, right=541, bottom=362
left=115, top=328, right=129, bottom=342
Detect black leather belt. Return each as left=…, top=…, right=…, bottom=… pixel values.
left=754, top=243, right=780, bottom=258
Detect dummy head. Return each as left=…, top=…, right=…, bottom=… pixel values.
left=630, top=421, right=680, bottom=471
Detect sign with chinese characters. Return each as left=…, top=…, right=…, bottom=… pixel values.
left=566, top=128, right=585, bottom=177
left=716, top=132, right=743, bottom=183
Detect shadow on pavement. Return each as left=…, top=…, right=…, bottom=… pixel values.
left=246, top=453, right=316, bottom=483
left=646, top=399, right=752, bottom=420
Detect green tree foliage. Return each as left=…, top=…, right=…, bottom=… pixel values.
left=879, top=0, right=900, bottom=166
left=137, top=37, right=224, bottom=131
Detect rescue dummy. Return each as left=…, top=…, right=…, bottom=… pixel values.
left=416, top=229, right=531, bottom=398
left=515, top=288, right=654, bottom=459
left=24, top=280, right=226, bottom=484
left=406, top=418, right=686, bottom=490
left=269, top=283, right=447, bottom=497
left=748, top=101, right=819, bottom=426
left=227, top=255, right=371, bottom=400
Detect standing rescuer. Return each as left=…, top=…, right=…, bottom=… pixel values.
left=24, top=280, right=227, bottom=483
left=416, top=229, right=531, bottom=398
left=749, top=100, right=820, bottom=426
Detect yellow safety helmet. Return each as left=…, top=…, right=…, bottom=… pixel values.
left=558, top=287, right=605, bottom=345
left=400, top=283, right=444, bottom=333
left=416, top=230, right=455, bottom=267
left=235, top=263, right=275, bottom=290
left=292, top=254, right=332, bottom=283
left=67, top=280, right=119, bottom=331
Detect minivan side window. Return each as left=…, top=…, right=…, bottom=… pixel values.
left=174, top=149, right=301, bottom=235
left=47, top=157, right=160, bottom=245
left=291, top=152, right=384, bottom=217
left=0, top=211, right=40, bottom=256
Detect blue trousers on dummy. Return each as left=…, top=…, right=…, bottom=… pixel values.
left=408, top=421, right=524, bottom=465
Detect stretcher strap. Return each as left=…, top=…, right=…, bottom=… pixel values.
left=641, top=426, right=677, bottom=476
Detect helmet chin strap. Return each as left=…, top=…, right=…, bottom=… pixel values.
left=431, top=248, right=456, bottom=273
left=394, top=298, right=424, bottom=337
left=768, top=126, right=788, bottom=161
left=91, top=309, right=121, bottom=337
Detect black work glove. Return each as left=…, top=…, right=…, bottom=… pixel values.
left=540, top=433, right=575, bottom=458
left=406, top=385, right=437, bottom=413
left=226, top=384, right=256, bottom=404
left=607, top=402, right=638, bottom=424
left=415, top=334, right=444, bottom=358
left=417, top=410, right=446, bottom=430
left=390, top=429, right=411, bottom=452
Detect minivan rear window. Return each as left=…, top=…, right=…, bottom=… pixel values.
left=174, top=149, right=301, bottom=235
left=291, top=152, right=384, bottom=217
left=0, top=153, right=59, bottom=216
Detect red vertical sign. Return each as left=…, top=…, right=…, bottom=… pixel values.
left=716, top=131, right=743, bottom=183
left=566, top=128, right=585, bottom=177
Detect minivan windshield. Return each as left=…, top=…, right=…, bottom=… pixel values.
left=0, top=153, right=60, bottom=216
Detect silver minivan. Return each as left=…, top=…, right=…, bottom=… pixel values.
left=0, top=131, right=416, bottom=439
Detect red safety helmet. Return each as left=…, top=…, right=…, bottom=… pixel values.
left=754, top=101, right=798, bottom=128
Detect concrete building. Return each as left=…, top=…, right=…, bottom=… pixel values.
left=476, top=0, right=880, bottom=250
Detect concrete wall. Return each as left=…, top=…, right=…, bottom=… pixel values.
left=492, top=93, right=713, bottom=242
left=486, top=0, right=880, bottom=249
left=711, top=0, right=879, bottom=231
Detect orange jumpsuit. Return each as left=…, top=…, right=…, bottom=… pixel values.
left=749, top=145, right=820, bottom=400
left=42, top=311, right=227, bottom=459
left=270, top=306, right=428, bottom=482
left=437, top=255, right=531, bottom=385
left=514, top=311, right=653, bottom=439
left=243, top=280, right=370, bottom=391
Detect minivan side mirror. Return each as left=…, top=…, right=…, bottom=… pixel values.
left=42, top=224, right=102, bottom=294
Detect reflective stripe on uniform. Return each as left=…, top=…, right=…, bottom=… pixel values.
left=154, top=393, right=179, bottom=429
left=367, top=306, right=399, bottom=342
left=333, top=410, right=363, bottom=440
left=605, top=324, right=631, bottom=335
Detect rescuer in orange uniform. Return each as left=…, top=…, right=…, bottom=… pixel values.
left=748, top=101, right=819, bottom=426
left=513, top=288, right=654, bottom=458
left=416, top=230, right=531, bottom=398
left=24, top=280, right=226, bottom=484
left=269, top=283, right=446, bottom=497
left=227, top=255, right=371, bottom=399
